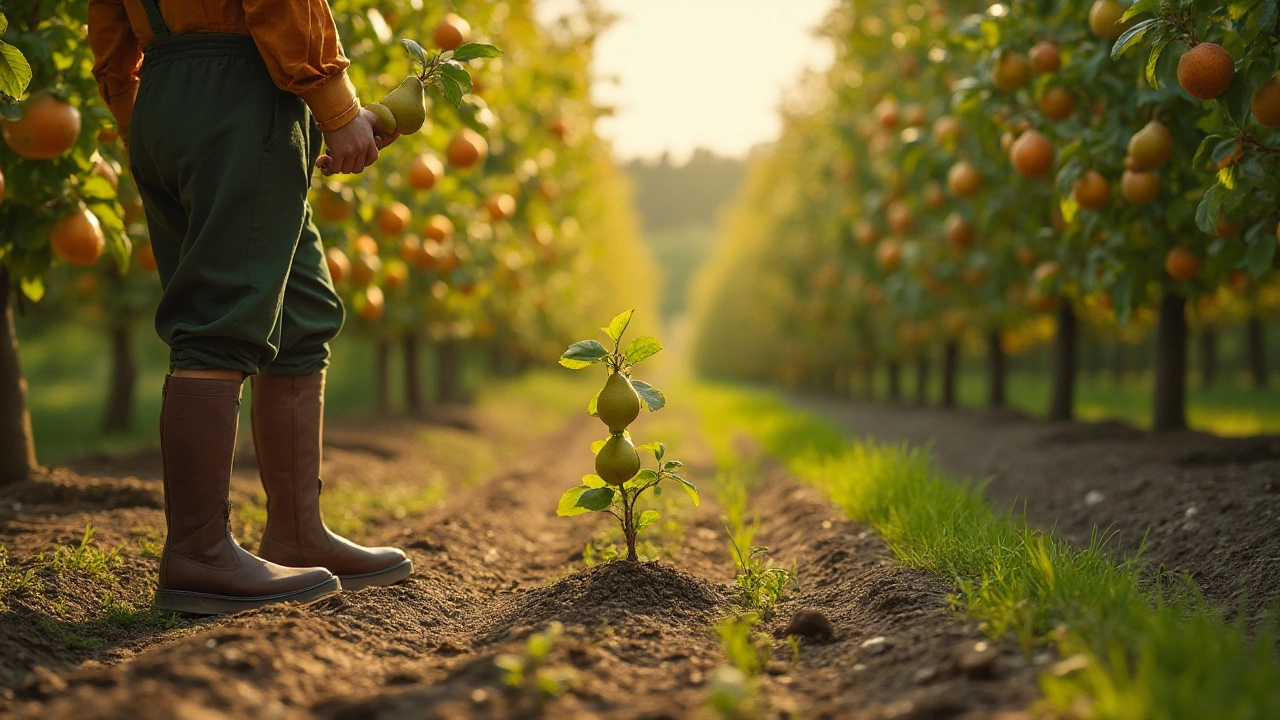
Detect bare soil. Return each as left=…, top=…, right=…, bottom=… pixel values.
left=0, top=400, right=1041, bottom=719
left=796, top=396, right=1280, bottom=627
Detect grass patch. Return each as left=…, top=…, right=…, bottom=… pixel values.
left=691, top=381, right=1280, bottom=719
left=718, top=472, right=795, bottom=617
left=35, top=524, right=122, bottom=586
left=0, top=545, right=40, bottom=607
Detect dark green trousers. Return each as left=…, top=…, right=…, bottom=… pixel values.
left=128, top=33, right=344, bottom=376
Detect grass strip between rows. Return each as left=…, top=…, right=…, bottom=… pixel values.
left=688, top=380, right=1280, bottom=719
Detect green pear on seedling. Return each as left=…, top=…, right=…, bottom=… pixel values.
left=382, top=76, right=427, bottom=134
left=596, top=371, right=641, bottom=433
left=596, top=433, right=640, bottom=486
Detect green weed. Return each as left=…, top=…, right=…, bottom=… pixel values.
left=692, top=381, right=1280, bottom=720
left=706, top=613, right=771, bottom=719
left=718, top=471, right=796, bottom=616
left=495, top=621, right=577, bottom=699
left=0, top=545, right=40, bottom=607
left=36, top=524, right=121, bottom=586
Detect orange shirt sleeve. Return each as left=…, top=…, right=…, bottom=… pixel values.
left=87, top=0, right=143, bottom=138
left=241, top=0, right=361, bottom=132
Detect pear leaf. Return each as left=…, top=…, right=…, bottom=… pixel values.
left=577, top=487, right=616, bottom=512
left=636, top=510, right=660, bottom=533
left=632, top=380, right=666, bottom=411
left=624, top=336, right=662, bottom=363
left=452, top=43, right=503, bottom=61
left=556, top=486, right=593, bottom=516
left=603, top=309, right=634, bottom=343
left=560, top=340, right=610, bottom=369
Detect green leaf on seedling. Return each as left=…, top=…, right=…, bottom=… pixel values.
left=557, top=486, right=593, bottom=516
left=451, top=43, right=503, bottom=61
left=588, top=388, right=600, bottom=417
left=559, top=340, right=610, bottom=369
left=624, top=336, right=662, bottom=363
left=636, top=510, right=660, bottom=533
left=632, top=380, right=666, bottom=411
left=583, top=474, right=606, bottom=488
left=663, top=460, right=683, bottom=471
left=577, top=487, right=616, bottom=512
left=591, top=439, right=606, bottom=455
left=625, top=469, right=659, bottom=489
left=636, top=441, right=663, bottom=459
left=672, top=475, right=700, bottom=506
left=603, top=309, right=634, bottom=343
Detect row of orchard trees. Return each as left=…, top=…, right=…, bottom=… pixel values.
left=0, top=0, right=657, bottom=484
left=692, top=0, right=1279, bottom=431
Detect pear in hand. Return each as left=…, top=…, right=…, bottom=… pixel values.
left=382, top=77, right=427, bottom=135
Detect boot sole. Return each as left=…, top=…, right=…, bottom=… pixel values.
left=154, top=576, right=341, bottom=616
left=339, top=558, right=413, bottom=590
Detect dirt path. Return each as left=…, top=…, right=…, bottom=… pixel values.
left=795, top=395, right=1280, bottom=627
left=2, top=399, right=1041, bottom=719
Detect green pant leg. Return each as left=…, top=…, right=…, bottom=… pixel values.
left=262, top=202, right=346, bottom=377
left=128, top=39, right=314, bottom=376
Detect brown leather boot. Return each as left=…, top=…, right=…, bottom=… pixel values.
left=252, top=372, right=411, bottom=590
left=154, top=376, right=340, bottom=615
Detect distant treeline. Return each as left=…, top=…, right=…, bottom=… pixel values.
left=622, top=149, right=746, bottom=233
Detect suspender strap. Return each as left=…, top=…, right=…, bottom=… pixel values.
left=138, top=0, right=171, bottom=39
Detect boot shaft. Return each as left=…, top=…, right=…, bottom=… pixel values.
left=158, top=375, right=245, bottom=578
left=252, top=373, right=327, bottom=550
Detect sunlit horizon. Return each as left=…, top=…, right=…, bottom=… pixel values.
left=536, top=0, right=838, bottom=163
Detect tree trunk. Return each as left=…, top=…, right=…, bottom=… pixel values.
left=941, top=341, right=959, bottom=408
left=403, top=333, right=423, bottom=417
left=1048, top=300, right=1077, bottom=422
left=886, top=361, right=901, bottom=403
left=437, top=337, right=461, bottom=404
left=0, top=267, right=37, bottom=484
left=1247, top=316, right=1269, bottom=390
left=375, top=338, right=391, bottom=415
left=987, top=330, right=1006, bottom=409
left=1152, top=292, right=1187, bottom=432
left=1198, top=328, right=1218, bottom=387
left=102, top=320, right=136, bottom=434
left=914, top=351, right=930, bottom=406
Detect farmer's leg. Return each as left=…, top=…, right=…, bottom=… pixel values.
left=252, top=208, right=412, bottom=589
left=129, top=35, right=338, bottom=614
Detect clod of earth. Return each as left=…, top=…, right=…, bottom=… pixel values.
left=956, top=640, right=999, bottom=678
left=783, top=609, right=834, bottom=642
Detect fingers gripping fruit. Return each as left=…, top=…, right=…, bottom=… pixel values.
left=597, top=372, right=641, bottom=433
left=596, top=433, right=641, bottom=486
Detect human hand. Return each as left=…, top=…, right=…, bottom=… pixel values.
left=317, top=108, right=400, bottom=175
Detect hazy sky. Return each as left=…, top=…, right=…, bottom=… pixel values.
left=536, top=0, right=837, bottom=162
